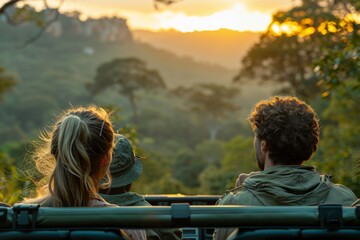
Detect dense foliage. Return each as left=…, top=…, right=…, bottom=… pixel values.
left=235, top=0, right=359, bottom=100
left=0, top=0, right=359, bottom=203
left=89, top=57, right=166, bottom=122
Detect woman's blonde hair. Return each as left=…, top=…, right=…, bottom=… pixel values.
left=29, top=105, right=114, bottom=207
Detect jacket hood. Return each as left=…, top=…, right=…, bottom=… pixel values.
left=243, top=165, right=332, bottom=205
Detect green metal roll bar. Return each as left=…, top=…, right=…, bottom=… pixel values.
left=1, top=204, right=360, bottom=228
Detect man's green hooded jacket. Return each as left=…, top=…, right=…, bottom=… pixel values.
left=213, top=165, right=357, bottom=240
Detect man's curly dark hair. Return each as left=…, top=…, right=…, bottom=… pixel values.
left=249, top=96, right=320, bottom=165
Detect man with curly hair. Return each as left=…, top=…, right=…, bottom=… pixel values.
left=213, top=96, right=357, bottom=240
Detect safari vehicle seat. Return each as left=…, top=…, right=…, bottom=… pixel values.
left=1, top=203, right=360, bottom=240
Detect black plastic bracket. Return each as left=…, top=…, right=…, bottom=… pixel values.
left=12, top=203, right=40, bottom=229
left=171, top=203, right=191, bottom=226
left=355, top=206, right=360, bottom=220
left=318, top=204, right=343, bottom=228
left=0, top=207, right=7, bottom=222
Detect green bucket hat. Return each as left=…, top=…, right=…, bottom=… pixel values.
left=109, top=135, right=143, bottom=188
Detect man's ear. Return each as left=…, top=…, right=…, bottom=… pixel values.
left=261, top=140, right=269, bottom=152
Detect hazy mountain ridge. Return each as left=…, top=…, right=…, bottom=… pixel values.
left=0, top=17, right=237, bottom=95
left=0, top=13, right=273, bottom=123
left=133, top=29, right=262, bottom=69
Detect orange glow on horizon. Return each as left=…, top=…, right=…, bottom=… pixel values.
left=5, top=1, right=281, bottom=33
left=122, top=4, right=272, bottom=32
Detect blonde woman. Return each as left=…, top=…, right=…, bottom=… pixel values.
left=25, top=105, right=146, bottom=240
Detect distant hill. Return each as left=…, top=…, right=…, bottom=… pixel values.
left=133, top=29, right=262, bottom=70
left=0, top=19, right=236, bottom=89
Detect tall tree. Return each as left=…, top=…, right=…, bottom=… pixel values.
left=173, top=83, right=239, bottom=140
left=88, top=57, right=166, bottom=122
left=313, top=0, right=359, bottom=96
left=234, top=0, right=359, bottom=100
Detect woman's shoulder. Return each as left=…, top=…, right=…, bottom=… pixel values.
left=90, top=198, right=117, bottom=207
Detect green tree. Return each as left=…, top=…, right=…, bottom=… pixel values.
left=156, top=173, right=187, bottom=194
left=221, top=135, right=257, bottom=175
left=88, top=57, right=166, bottom=122
left=172, top=140, right=224, bottom=188
left=198, top=136, right=257, bottom=194
left=193, top=140, right=224, bottom=167
left=198, top=165, right=230, bottom=195
left=314, top=0, right=359, bottom=96
left=234, top=0, right=359, bottom=100
left=173, top=83, right=239, bottom=140
left=312, top=81, right=360, bottom=195
left=172, top=148, right=198, bottom=187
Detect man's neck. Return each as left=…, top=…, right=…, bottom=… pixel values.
left=263, top=153, right=273, bottom=170
left=264, top=157, right=302, bottom=170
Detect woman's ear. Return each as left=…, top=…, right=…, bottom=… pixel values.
left=100, top=152, right=111, bottom=167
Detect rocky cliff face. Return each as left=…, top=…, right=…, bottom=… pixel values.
left=45, top=10, right=133, bottom=43
left=2, top=6, right=132, bottom=43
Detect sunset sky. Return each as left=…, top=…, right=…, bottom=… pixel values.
left=8, top=0, right=300, bottom=32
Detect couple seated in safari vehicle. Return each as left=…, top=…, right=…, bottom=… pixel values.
left=1, top=96, right=359, bottom=240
